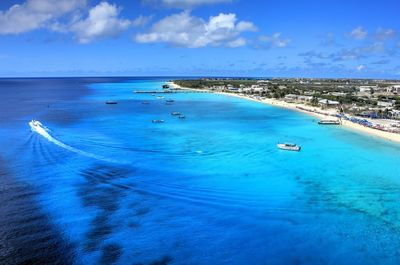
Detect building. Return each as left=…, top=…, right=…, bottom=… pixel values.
left=319, top=99, right=340, bottom=106
left=388, top=85, right=400, bottom=94
left=392, top=110, right=400, bottom=118
left=284, top=94, right=298, bottom=100
left=358, top=86, right=377, bottom=93
left=297, top=95, right=313, bottom=102
left=377, top=100, right=394, bottom=108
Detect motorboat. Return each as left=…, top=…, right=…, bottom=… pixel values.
left=29, top=119, right=44, bottom=132
left=171, top=112, right=181, bottom=116
left=152, top=119, right=165, bottom=123
left=318, top=119, right=341, bottom=125
left=277, top=143, right=301, bottom=151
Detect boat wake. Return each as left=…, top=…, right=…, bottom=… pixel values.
left=29, top=120, right=127, bottom=164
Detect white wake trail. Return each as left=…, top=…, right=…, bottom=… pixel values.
left=29, top=120, right=126, bottom=164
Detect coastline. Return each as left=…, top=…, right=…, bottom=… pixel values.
left=168, top=82, right=400, bottom=144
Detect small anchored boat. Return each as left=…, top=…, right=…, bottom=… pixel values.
left=318, top=119, right=341, bottom=125
left=277, top=143, right=301, bottom=151
left=178, top=115, right=186, bottom=119
left=171, top=112, right=181, bottom=116
left=142, top=101, right=150, bottom=105
left=152, top=119, right=164, bottom=124
left=105, top=101, right=118, bottom=105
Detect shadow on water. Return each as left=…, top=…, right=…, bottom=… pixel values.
left=0, top=158, right=75, bottom=265
left=76, top=163, right=175, bottom=265
left=77, top=164, right=131, bottom=262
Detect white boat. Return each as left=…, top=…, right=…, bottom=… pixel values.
left=277, top=143, right=301, bottom=151
left=152, top=119, right=165, bottom=124
left=29, top=119, right=52, bottom=136
left=171, top=112, right=181, bottom=116
left=29, top=119, right=48, bottom=132
left=318, top=119, right=341, bottom=125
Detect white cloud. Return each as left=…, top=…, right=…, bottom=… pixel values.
left=331, top=42, right=387, bottom=61
left=226, top=37, right=247, bottom=48
left=70, top=2, right=131, bottom=44
left=349, top=26, right=367, bottom=40
left=0, top=0, right=86, bottom=34
left=146, top=0, right=231, bottom=9
left=375, top=27, right=396, bottom=40
left=259, top=33, right=290, bottom=48
left=356, top=64, right=366, bottom=71
left=131, top=15, right=153, bottom=27
left=135, top=11, right=257, bottom=48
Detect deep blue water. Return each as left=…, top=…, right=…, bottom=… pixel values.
left=1, top=77, right=400, bottom=265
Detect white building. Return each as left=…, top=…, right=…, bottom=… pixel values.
left=377, top=101, right=394, bottom=108
left=297, top=95, right=313, bottom=102
left=388, top=85, right=400, bottom=94
left=358, top=86, right=377, bottom=93
left=319, top=99, right=340, bottom=106
left=284, top=94, right=298, bottom=100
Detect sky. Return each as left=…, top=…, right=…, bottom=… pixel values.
left=0, top=0, right=399, bottom=78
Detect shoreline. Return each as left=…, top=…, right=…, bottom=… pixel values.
left=168, top=82, right=400, bottom=144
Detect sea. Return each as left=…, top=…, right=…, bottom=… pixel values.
left=0, top=77, right=400, bottom=265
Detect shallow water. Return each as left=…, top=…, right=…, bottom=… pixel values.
left=1, top=77, right=400, bottom=265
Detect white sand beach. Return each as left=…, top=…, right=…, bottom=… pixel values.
left=169, top=82, right=400, bottom=144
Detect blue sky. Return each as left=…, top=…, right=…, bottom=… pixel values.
left=0, top=0, right=399, bottom=78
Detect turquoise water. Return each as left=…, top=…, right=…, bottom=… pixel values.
left=1, top=78, right=400, bottom=264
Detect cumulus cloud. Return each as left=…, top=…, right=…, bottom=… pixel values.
left=259, top=33, right=291, bottom=48
left=0, top=0, right=86, bottom=34
left=69, top=2, right=131, bottom=43
left=135, top=11, right=257, bottom=48
left=299, top=41, right=393, bottom=63
left=375, top=27, right=396, bottom=40
left=131, top=15, right=153, bottom=27
left=144, top=0, right=231, bottom=9
left=226, top=37, right=247, bottom=48
left=349, top=26, right=368, bottom=40
left=333, top=42, right=387, bottom=61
